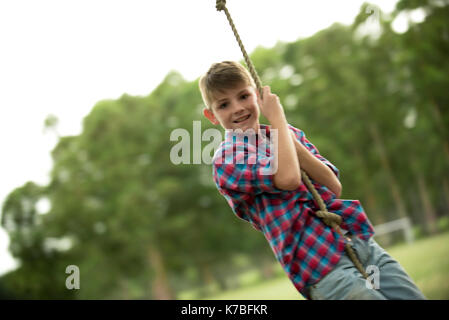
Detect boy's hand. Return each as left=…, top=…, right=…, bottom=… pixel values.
left=257, top=86, right=285, bottom=122
left=258, top=85, right=301, bottom=190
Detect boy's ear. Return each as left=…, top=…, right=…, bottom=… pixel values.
left=203, top=108, right=219, bottom=125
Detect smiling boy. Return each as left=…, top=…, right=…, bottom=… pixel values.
left=199, top=61, right=426, bottom=300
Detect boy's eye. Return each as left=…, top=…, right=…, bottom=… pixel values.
left=241, top=94, right=249, bottom=99
left=219, top=102, right=227, bottom=109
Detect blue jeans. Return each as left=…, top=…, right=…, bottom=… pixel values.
left=304, top=234, right=427, bottom=300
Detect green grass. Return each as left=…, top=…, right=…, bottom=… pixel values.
left=190, top=231, right=449, bottom=300
left=386, top=231, right=449, bottom=299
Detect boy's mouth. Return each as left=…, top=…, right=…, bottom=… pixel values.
left=233, top=114, right=251, bottom=123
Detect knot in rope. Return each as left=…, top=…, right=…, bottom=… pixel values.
left=216, top=0, right=226, bottom=11
left=315, top=210, right=342, bottom=228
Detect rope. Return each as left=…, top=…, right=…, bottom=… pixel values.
left=215, top=0, right=370, bottom=281
left=216, top=0, right=263, bottom=98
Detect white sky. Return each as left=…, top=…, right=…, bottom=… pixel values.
left=0, top=0, right=400, bottom=275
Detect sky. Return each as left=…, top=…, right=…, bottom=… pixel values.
left=0, top=0, right=403, bottom=275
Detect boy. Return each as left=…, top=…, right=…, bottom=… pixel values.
left=199, top=61, right=426, bottom=300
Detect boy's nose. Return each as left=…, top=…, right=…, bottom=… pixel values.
left=231, top=102, right=245, bottom=114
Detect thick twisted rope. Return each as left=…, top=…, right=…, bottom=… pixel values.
left=216, top=0, right=263, bottom=98
left=301, top=171, right=369, bottom=278
left=216, top=0, right=369, bottom=280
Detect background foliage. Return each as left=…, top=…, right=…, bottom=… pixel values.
left=1, top=0, right=448, bottom=299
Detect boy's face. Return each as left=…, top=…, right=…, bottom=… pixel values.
left=203, top=83, right=260, bottom=132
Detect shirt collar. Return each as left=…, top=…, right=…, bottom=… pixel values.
left=224, top=124, right=271, bottom=143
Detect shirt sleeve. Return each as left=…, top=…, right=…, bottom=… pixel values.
left=288, top=124, right=340, bottom=180
left=213, top=141, right=284, bottom=196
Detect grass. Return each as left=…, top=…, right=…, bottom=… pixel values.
left=385, top=231, right=449, bottom=299
left=187, top=231, right=449, bottom=300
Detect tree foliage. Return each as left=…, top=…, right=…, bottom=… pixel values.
left=1, top=1, right=448, bottom=298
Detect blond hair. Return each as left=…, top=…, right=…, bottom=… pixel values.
left=199, top=61, right=255, bottom=110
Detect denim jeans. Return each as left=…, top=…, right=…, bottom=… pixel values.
left=303, top=234, right=427, bottom=300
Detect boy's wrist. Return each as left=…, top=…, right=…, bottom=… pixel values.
left=267, top=112, right=287, bottom=126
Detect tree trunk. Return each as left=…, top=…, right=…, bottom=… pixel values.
left=148, top=244, right=175, bottom=299
left=430, top=100, right=449, bottom=161
left=215, top=271, right=229, bottom=291
left=352, top=147, right=382, bottom=224
left=199, top=262, right=216, bottom=296
left=442, top=178, right=449, bottom=216
left=429, top=100, right=449, bottom=216
left=260, top=259, right=275, bottom=279
left=368, top=122, right=408, bottom=219
left=412, top=165, right=438, bottom=234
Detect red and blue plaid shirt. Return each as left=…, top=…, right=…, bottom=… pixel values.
left=212, top=123, right=375, bottom=299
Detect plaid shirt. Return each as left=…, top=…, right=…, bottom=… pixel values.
left=212, top=123, right=375, bottom=299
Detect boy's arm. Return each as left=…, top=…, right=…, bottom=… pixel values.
left=258, top=86, right=301, bottom=191
left=290, top=131, right=342, bottom=197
